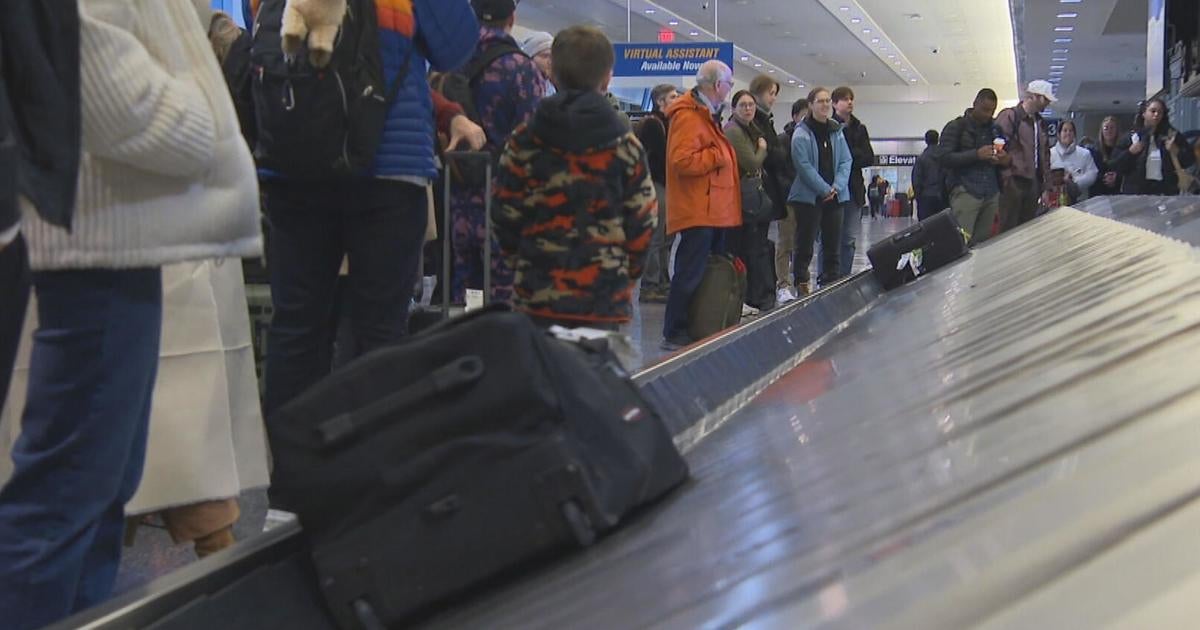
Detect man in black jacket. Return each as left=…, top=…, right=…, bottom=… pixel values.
left=0, top=0, right=82, bottom=414
left=635, top=83, right=679, bottom=301
left=830, top=86, right=873, bottom=277
left=934, top=89, right=1009, bottom=245
left=775, top=98, right=808, bottom=298
left=912, top=129, right=947, bottom=219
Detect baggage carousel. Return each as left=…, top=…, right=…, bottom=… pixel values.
left=54, top=200, right=1200, bottom=629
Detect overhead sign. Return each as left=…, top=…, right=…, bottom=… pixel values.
left=612, top=42, right=735, bottom=77
left=876, top=154, right=918, bottom=167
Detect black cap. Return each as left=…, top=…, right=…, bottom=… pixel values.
left=471, top=0, right=517, bottom=22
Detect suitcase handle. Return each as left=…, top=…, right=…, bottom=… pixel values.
left=317, top=355, right=486, bottom=450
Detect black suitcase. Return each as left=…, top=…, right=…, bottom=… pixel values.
left=867, top=208, right=968, bottom=290
left=267, top=307, right=689, bottom=629
left=687, top=254, right=747, bottom=341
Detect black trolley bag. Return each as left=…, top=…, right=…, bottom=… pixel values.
left=267, top=307, right=689, bottom=629
left=867, top=207, right=968, bottom=290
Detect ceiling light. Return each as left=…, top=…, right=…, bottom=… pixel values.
left=644, top=9, right=655, bottom=14
left=689, top=31, right=700, bottom=36
left=788, top=79, right=797, bottom=84
left=894, top=61, right=901, bottom=65
left=1050, top=65, right=1065, bottom=69
left=900, top=67, right=907, bottom=72
left=1054, top=26, right=1074, bottom=32
left=887, top=54, right=896, bottom=58
left=1060, top=0, right=1081, bottom=3
left=910, top=78, right=918, bottom=82
left=871, top=37, right=880, bottom=43
left=740, top=55, right=750, bottom=61
left=1053, top=48, right=1069, bottom=53
left=768, top=69, right=776, bottom=73
left=754, top=62, right=763, bottom=67
left=1052, top=57, right=1068, bottom=62
left=839, top=6, right=849, bottom=11
left=1054, top=38, right=1072, bottom=43
left=1057, top=12, right=1078, bottom=18
left=668, top=20, right=679, bottom=26
left=851, top=18, right=862, bottom=24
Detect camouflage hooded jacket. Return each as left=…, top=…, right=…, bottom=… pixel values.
left=493, top=90, right=657, bottom=324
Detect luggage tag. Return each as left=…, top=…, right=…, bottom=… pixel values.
left=896, top=248, right=924, bottom=278
left=548, top=326, right=639, bottom=374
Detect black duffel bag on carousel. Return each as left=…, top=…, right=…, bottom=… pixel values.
left=267, top=306, right=689, bottom=629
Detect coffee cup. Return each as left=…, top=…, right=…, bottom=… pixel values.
left=993, top=137, right=1007, bottom=154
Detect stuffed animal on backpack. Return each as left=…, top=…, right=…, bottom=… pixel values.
left=280, top=0, right=347, bottom=68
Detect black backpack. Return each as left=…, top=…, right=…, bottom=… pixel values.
left=249, top=0, right=410, bottom=178
left=431, top=41, right=525, bottom=187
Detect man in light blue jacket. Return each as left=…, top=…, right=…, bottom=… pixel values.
left=788, top=86, right=852, bottom=291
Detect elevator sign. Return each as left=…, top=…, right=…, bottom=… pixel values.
left=876, top=154, right=918, bottom=167
left=612, top=42, right=735, bottom=77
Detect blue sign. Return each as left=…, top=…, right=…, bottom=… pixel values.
left=612, top=42, right=735, bottom=77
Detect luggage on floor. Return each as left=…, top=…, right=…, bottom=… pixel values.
left=687, top=253, right=747, bottom=341
left=867, top=208, right=968, bottom=290
left=267, top=307, right=689, bottom=629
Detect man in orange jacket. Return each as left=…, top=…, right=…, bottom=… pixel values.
left=661, top=60, right=741, bottom=351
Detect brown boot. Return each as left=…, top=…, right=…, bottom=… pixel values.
left=796, top=282, right=810, bottom=296
left=193, top=526, right=235, bottom=558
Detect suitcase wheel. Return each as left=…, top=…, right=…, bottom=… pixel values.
left=561, top=500, right=596, bottom=547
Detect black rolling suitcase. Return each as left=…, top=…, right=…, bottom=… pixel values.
left=267, top=307, right=689, bottom=629
left=867, top=208, right=968, bottom=290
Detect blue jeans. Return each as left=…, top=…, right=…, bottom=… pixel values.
left=663, top=227, right=728, bottom=341
left=262, top=178, right=427, bottom=415
left=0, top=268, right=162, bottom=630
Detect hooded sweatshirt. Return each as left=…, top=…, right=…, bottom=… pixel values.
left=493, top=90, right=657, bottom=324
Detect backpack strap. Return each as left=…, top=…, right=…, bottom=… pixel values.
left=463, top=42, right=527, bottom=85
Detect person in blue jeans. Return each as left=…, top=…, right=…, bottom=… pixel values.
left=248, top=0, right=480, bottom=415
left=830, top=86, right=874, bottom=278
left=789, top=87, right=852, bottom=290
left=0, top=3, right=264, bottom=629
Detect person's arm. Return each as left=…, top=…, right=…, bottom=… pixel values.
left=491, top=133, right=528, bottom=261
left=78, top=0, right=217, bottom=177
left=936, top=118, right=982, bottom=168
left=669, top=112, right=731, bottom=176
left=790, top=127, right=831, bottom=196
left=834, top=133, right=853, bottom=194
left=1074, top=150, right=1099, bottom=190
left=724, top=124, right=765, bottom=173
left=854, top=123, right=875, bottom=170
left=622, top=139, right=657, bottom=280
left=1108, top=133, right=1137, bottom=175
left=413, top=0, right=479, bottom=72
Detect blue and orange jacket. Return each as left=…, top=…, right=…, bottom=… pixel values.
left=245, top=0, right=478, bottom=179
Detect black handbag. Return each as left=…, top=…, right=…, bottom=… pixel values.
left=740, top=173, right=775, bottom=223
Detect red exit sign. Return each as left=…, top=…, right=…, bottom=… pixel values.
left=657, top=29, right=675, bottom=43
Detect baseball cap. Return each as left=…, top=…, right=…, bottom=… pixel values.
left=1027, top=79, right=1058, bottom=103
left=471, top=0, right=517, bottom=22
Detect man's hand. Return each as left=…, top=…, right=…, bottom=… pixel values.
left=976, top=145, right=996, bottom=161
left=448, top=114, right=486, bottom=151
left=994, top=153, right=1012, bottom=167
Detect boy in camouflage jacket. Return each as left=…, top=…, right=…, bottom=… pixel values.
left=493, top=26, right=657, bottom=329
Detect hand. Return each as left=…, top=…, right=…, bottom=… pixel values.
left=995, top=153, right=1012, bottom=167
left=1129, top=141, right=1146, bottom=156
left=448, top=114, right=486, bottom=151
left=757, top=138, right=768, bottom=151
left=977, top=145, right=996, bottom=161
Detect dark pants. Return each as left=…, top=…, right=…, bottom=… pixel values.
left=0, top=236, right=30, bottom=412
left=729, top=220, right=775, bottom=310
left=917, top=195, right=946, bottom=221
left=0, top=268, right=162, bottom=630
left=869, top=198, right=881, bottom=217
left=999, top=176, right=1039, bottom=233
left=262, top=178, right=427, bottom=415
left=663, top=227, right=728, bottom=341
left=792, top=199, right=843, bottom=286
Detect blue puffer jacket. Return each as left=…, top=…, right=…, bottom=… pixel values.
left=244, top=0, right=478, bottom=179
left=789, top=117, right=852, bottom=205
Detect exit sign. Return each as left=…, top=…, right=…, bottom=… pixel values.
left=657, top=29, right=675, bottom=43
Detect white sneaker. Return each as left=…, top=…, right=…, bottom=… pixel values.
left=741, top=303, right=760, bottom=317
left=776, top=286, right=798, bottom=305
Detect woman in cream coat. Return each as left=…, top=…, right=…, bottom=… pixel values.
left=0, top=2, right=262, bottom=628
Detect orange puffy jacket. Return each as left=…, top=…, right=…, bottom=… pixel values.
left=663, top=90, right=743, bottom=235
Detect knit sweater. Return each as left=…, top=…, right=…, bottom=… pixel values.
left=20, top=0, right=262, bottom=271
